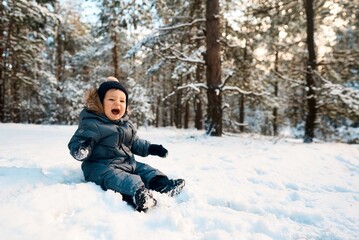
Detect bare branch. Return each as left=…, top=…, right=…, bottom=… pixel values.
left=170, top=47, right=205, bottom=64
left=222, top=86, right=269, bottom=96
left=272, top=70, right=304, bottom=85
left=219, top=71, right=234, bottom=88
left=155, top=52, right=177, bottom=61
left=157, top=18, right=206, bottom=31
left=178, top=83, right=208, bottom=91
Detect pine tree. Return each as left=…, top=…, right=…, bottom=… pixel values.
left=0, top=0, right=58, bottom=122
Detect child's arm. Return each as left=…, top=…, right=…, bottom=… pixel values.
left=127, top=121, right=168, bottom=158
left=130, top=135, right=151, bottom=157
left=68, top=122, right=99, bottom=161
left=131, top=135, right=168, bottom=158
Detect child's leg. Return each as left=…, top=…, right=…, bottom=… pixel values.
left=134, top=161, right=167, bottom=188
left=102, top=167, right=145, bottom=196
left=103, top=168, right=157, bottom=211
left=82, top=162, right=143, bottom=195
left=134, top=162, right=185, bottom=196
left=82, top=162, right=157, bottom=211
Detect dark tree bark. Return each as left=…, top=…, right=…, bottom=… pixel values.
left=0, top=20, right=6, bottom=122
left=1, top=18, right=14, bottom=122
left=205, top=0, right=222, bottom=136
left=239, top=94, right=245, bottom=132
left=111, top=31, right=119, bottom=79
left=11, top=60, right=20, bottom=122
left=273, top=50, right=279, bottom=136
left=239, top=39, right=248, bottom=133
left=184, top=101, right=189, bottom=129
left=194, top=32, right=204, bottom=130
left=55, top=30, right=63, bottom=81
left=155, top=96, right=160, bottom=128
left=175, top=81, right=183, bottom=128
left=303, top=0, right=317, bottom=143
left=194, top=94, right=203, bottom=130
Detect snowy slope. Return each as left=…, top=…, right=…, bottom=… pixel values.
left=0, top=123, right=358, bottom=240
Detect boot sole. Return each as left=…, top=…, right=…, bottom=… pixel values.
left=167, top=180, right=185, bottom=197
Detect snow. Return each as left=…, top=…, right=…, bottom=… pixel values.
left=0, top=123, right=358, bottom=240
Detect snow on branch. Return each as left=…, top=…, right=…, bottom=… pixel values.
left=315, top=71, right=359, bottom=113
left=272, top=70, right=304, bottom=85
left=162, top=83, right=207, bottom=101
left=177, top=83, right=208, bottom=91
left=221, top=86, right=269, bottom=96
left=170, top=47, right=205, bottom=64
left=162, top=91, right=176, bottom=102
left=125, top=35, right=157, bottom=59
left=219, top=71, right=234, bottom=88
left=157, top=18, right=206, bottom=31
left=220, top=70, right=268, bottom=96
left=156, top=46, right=205, bottom=65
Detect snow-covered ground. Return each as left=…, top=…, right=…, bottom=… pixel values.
left=0, top=123, right=358, bottom=240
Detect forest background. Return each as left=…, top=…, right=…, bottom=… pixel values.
left=0, top=0, right=358, bottom=143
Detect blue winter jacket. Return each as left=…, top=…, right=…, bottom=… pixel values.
left=68, top=109, right=151, bottom=184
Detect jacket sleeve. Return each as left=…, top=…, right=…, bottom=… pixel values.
left=127, top=121, right=151, bottom=157
left=68, top=120, right=101, bottom=160
left=131, top=135, right=151, bottom=157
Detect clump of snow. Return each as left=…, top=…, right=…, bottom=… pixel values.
left=0, top=123, right=358, bottom=239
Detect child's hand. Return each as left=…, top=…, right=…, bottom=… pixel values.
left=148, top=144, right=168, bottom=158
left=73, top=138, right=94, bottom=161
left=74, top=147, right=89, bottom=161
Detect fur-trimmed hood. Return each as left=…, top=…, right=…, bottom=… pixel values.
left=85, top=76, right=128, bottom=115
left=83, top=87, right=129, bottom=120
left=84, top=88, right=104, bottom=115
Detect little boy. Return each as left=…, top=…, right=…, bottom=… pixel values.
left=68, top=77, right=185, bottom=211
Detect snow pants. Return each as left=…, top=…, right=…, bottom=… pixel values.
left=81, top=160, right=166, bottom=196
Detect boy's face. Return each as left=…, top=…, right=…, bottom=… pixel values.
left=103, top=89, right=127, bottom=121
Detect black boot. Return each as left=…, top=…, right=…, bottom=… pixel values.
left=133, top=188, right=157, bottom=212
left=150, top=176, right=185, bottom=197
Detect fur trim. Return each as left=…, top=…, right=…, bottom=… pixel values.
left=84, top=88, right=103, bottom=114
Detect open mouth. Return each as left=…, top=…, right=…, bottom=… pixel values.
left=111, top=109, right=120, bottom=115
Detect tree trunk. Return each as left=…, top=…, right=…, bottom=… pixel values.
left=155, top=96, right=160, bottom=128
left=273, top=50, right=279, bottom=136
left=0, top=24, right=5, bottom=122
left=239, top=40, right=248, bottom=133
left=1, top=18, right=14, bottom=122
left=205, top=0, right=222, bottom=136
left=194, top=94, right=203, bottom=130
left=184, top=101, right=189, bottom=129
left=162, top=74, right=170, bottom=127
left=303, top=0, right=317, bottom=143
left=11, top=61, right=20, bottom=122
left=194, top=46, right=203, bottom=130
left=175, top=80, right=183, bottom=128
left=55, top=29, right=63, bottom=81
left=111, top=31, right=119, bottom=79
left=239, top=94, right=244, bottom=132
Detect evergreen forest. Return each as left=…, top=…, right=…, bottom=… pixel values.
left=0, top=0, right=358, bottom=143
